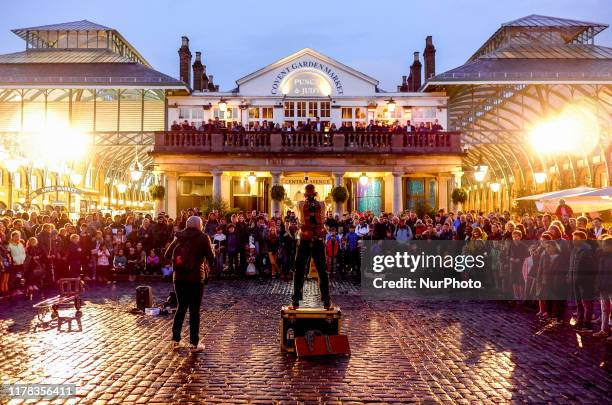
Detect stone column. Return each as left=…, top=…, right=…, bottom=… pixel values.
left=332, top=172, right=344, bottom=216
left=165, top=172, right=177, bottom=218
left=211, top=170, right=222, bottom=201
left=437, top=175, right=451, bottom=213
left=392, top=172, right=403, bottom=215
left=270, top=171, right=282, bottom=218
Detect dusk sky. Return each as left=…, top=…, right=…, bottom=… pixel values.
left=2, top=0, right=611, bottom=90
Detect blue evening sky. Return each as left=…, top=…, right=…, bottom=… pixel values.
left=1, top=0, right=610, bottom=91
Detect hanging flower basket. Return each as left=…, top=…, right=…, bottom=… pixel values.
left=451, top=188, right=468, bottom=205
left=331, top=186, right=349, bottom=203
left=270, top=185, right=286, bottom=201
left=149, top=185, right=165, bottom=201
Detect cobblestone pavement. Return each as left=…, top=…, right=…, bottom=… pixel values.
left=1, top=279, right=611, bottom=404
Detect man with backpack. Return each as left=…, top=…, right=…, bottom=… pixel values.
left=164, top=215, right=214, bottom=352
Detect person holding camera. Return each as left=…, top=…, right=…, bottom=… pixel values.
left=290, top=184, right=332, bottom=309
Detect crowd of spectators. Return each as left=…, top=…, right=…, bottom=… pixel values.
left=170, top=117, right=444, bottom=134
left=0, top=200, right=610, bottom=339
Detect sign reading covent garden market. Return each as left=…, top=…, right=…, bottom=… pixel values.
left=271, top=60, right=344, bottom=96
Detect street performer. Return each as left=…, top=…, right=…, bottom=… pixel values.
left=290, top=184, right=332, bottom=309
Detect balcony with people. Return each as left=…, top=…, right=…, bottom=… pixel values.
left=155, top=117, right=461, bottom=155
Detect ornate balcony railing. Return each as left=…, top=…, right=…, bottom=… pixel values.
left=153, top=130, right=462, bottom=154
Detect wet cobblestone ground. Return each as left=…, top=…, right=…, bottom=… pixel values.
left=1, top=279, right=611, bottom=404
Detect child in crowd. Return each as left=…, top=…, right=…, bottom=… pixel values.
left=126, top=246, right=139, bottom=282
left=95, top=242, right=111, bottom=284
left=146, top=249, right=160, bottom=275
left=113, top=248, right=127, bottom=277
left=212, top=226, right=227, bottom=275
left=245, top=244, right=258, bottom=276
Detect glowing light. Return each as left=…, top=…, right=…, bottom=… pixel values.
left=247, top=172, right=257, bottom=185
left=218, top=99, right=227, bottom=112
left=22, top=116, right=91, bottom=166
left=386, top=98, right=396, bottom=113
left=474, top=170, right=486, bottom=182
left=359, top=173, right=369, bottom=186
left=117, top=183, right=128, bottom=194
left=118, top=199, right=124, bottom=205
left=69, top=173, right=83, bottom=185
left=5, top=158, right=21, bottom=173
left=529, top=103, right=600, bottom=156
left=130, top=157, right=143, bottom=181
left=102, top=197, right=108, bottom=203
left=490, top=182, right=500, bottom=192
left=534, top=172, right=547, bottom=184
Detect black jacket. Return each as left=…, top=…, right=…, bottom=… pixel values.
left=164, top=228, right=214, bottom=283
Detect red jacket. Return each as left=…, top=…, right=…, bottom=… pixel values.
left=555, top=205, right=574, bottom=219
left=325, top=237, right=339, bottom=257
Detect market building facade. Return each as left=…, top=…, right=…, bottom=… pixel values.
left=154, top=40, right=463, bottom=217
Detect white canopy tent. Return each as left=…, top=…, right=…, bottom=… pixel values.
left=534, top=187, right=612, bottom=213
left=515, top=187, right=595, bottom=201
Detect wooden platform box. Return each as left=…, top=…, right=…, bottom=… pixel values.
left=280, top=306, right=342, bottom=353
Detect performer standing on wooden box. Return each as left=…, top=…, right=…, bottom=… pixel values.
left=291, top=184, right=332, bottom=309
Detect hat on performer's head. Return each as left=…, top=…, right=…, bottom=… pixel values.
left=304, top=184, right=317, bottom=197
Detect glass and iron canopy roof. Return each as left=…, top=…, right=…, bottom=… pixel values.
left=422, top=15, right=612, bottom=190
left=0, top=20, right=186, bottom=89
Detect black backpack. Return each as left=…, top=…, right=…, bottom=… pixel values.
left=171, top=237, right=198, bottom=274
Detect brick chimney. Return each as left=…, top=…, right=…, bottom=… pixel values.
left=424, top=36, right=436, bottom=81
left=201, top=64, right=209, bottom=91
left=207, top=75, right=215, bottom=91
left=178, top=36, right=192, bottom=88
left=409, top=52, right=422, bottom=91
left=402, top=75, right=408, bottom=91
left=192, top=51, right=204, bottom=91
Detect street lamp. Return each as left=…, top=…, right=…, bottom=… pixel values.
left=386, top=98, right=396, bottom=113
left=247, top=172, right=257, bottom=185
left=130, top=162, right=143, bottom=182
left=359, top=172, right=369, bottom=186
left=218, top=98, right=228, bottom=112
left=474, top=170, right=486, bottom=183
left=474, top=155, right=488, bottom=182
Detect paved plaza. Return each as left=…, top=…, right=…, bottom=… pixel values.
left=1, top=279, right=611, bottom=404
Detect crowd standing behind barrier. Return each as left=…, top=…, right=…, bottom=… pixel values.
left=0, top=202, right=610, bottom=339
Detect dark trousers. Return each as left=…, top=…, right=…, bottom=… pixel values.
left=574, top=281, right=594, bottom=326
left=172, top=280, right=204, bottom=345
left=292, top=239, right=330, bottom=304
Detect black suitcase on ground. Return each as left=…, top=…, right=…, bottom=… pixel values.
left=136, top=286, right=153, bottom=311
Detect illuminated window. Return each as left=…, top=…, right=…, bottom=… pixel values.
left=357, top=178, right=382, bottom=214
left=248, top=108, right=260, bottom=119
left=341, top=108, right=353, bottom=119
left=405, top=178, right=437, bottom=211
left=320, top=101, right=330, bottom=118
left=262, top=107, right=273, bottom=119
left=296, top=101, right=306, bottom=118
left=308, top=101, right=318, bottom=118
left=30, top=175, right=38, bottom=190
left=284, top=102, right=294, bottom=117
